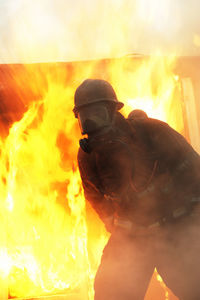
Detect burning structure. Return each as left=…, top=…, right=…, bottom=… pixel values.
left=0, top=54, right=200, bottom=300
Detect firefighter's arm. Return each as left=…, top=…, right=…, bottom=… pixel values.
left=77, top=148, right=115, bottom=232
left=147, top=119, right=199, bottom=195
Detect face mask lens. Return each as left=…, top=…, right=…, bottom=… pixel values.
left=78, top=104, right=110, bottom=134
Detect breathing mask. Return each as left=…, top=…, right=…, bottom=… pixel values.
left=77, top=103, right=112, bottom=135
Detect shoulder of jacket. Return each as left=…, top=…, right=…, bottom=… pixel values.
left=127, top=117, right=168, bottom=126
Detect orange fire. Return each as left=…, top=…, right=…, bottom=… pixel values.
left=0, top=55, right=183, bottom=299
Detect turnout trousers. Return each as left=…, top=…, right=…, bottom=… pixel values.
left=94, top=213, right=200, bottom=300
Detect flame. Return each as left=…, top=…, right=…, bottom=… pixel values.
left=0, top=55, right=183, bottom=299
left=156, top=272, right=169, bottom=300
left=193, top=34, right=200, bottom=48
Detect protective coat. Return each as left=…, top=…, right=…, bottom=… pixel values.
left=77, top=112, right=200, bottom=300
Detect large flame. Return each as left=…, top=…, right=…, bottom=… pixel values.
left=0, top=55, right=183, bottom=299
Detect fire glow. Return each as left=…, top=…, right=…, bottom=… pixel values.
left=0, top=55, right=183, bottom=299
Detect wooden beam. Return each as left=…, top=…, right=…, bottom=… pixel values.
left=181, top=78, right=200, bottom=153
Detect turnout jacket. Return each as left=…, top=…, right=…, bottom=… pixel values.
left=78, top=113, right=200, bottom=228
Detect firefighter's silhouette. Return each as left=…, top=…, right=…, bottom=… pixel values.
left=73, top=79, right=200, bottom=300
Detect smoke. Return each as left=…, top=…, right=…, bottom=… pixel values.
left=0, top=0, right=200, bottom=63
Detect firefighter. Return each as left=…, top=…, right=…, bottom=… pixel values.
left=73, top=79, right=200, bottom=300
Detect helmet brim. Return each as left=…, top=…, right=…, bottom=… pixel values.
left=73, top=99, right=124, bottom=118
